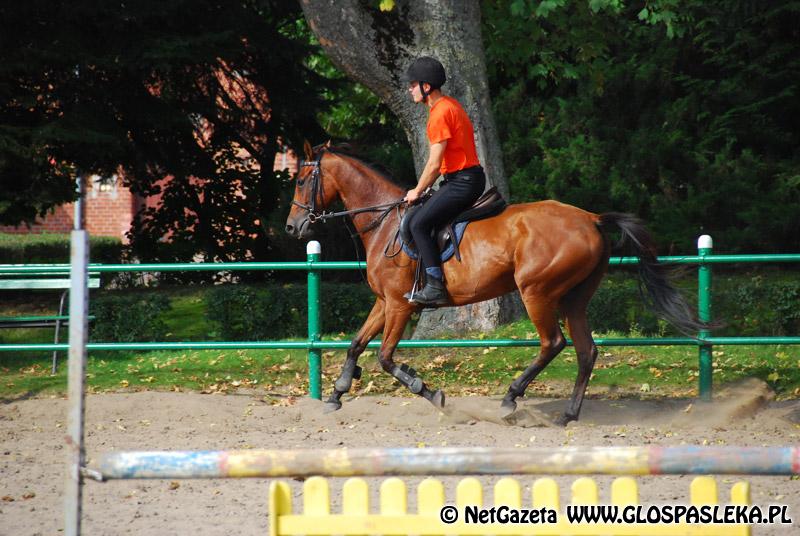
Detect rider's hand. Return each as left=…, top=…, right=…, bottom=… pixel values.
left=404, top=188, right=421, bottom=205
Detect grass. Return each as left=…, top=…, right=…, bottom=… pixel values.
left=2, top=316, right=799, bottom=402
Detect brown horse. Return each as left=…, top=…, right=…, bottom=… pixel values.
left=285, top=142, right=702, bottom=425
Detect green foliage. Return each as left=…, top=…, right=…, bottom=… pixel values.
left=0, top=232, right=123, bottom=264
left=635, top=0, right=692, bottom=38
left=587, top=275, right=664, bottom=335
left=588, top=271, right=800, bottom=337
left=205, top=285, right=301, bottom=340
left=90, top=293, right=171, bottom=342
left=716, top=275, right=800, bottom=336
left=484, top=0, right=800, bottom=253
left=205, top=282, right=375, bottom=340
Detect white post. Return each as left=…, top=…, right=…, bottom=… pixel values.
left=65, top=177, right=89, bottom=536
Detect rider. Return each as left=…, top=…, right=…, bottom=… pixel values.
left=404, top=56, right=486, bottom=306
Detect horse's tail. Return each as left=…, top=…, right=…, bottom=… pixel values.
left=597, top=212, right=708, bottom=336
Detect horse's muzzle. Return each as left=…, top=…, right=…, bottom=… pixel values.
left=285, top=216, right=313, bottom=239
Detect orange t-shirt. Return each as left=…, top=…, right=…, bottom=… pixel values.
left=426, top=96, right=480, bottom=174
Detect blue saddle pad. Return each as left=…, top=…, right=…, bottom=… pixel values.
left=401, top=221, right=469, bottom=263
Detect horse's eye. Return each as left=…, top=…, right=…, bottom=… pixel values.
left=297, top=178, right=305, bottom=187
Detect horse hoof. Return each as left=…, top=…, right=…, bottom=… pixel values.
left=430, top=390, right=445, bottom=409
left=500, top=398, right=517, bottom=417
left=323, top=400, right=342, bottom=413
left=554, top=414, right=575, bottom=427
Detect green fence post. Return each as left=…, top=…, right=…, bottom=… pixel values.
left=307, top=241, right=322, bottom=399
left=698, top=235, right=713, bottom=400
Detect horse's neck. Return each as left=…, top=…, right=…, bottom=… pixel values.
left=332, top=157, right=404, bottom=210
left=330, top=156, right=405, bottom=251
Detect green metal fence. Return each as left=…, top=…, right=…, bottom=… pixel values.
left=2, top=237, right=799, bottom=400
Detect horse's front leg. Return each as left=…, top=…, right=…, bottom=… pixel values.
left=325, top=298, right=386, bottom=412
left=376, top=301, right=445, bottom=409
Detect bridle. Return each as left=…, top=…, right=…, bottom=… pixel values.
left=291, top=148, right=406, bottom=232
left=291, top=151, right=326, bottom=223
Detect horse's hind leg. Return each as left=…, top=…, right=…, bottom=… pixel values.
left=501, top=295, right=566, bottom=415
left=555, top=264, right=605, bottom=425
left=377, top=302, right=445, bottom=409
left=325, top=298, right=386, bottom=412
left=557, top=304, right=597, bottom=426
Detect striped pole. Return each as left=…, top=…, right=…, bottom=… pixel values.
left=95, top=446, right=800, bottom=480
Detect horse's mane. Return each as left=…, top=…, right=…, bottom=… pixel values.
left=315, top=142, right=405, bottom=187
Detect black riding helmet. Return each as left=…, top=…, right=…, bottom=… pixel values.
left=406, top=57, right=446, bottom=101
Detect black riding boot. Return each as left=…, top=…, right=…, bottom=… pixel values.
left=409, top=277, right=448, bottom=306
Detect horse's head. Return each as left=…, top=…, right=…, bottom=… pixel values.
left=285, top=141, right=339, bottom=239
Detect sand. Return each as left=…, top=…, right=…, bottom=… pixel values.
left=1, top=379, right=798, bottom=535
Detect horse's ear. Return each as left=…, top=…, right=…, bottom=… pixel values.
left=303, top=140, right=313, bottom=161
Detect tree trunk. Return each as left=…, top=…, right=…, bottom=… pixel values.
left=301, top=0, right=523, bottom=336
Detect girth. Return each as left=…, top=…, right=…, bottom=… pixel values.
left=399, top=186, right=507, bottom=263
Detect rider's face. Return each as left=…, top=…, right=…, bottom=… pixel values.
left=408, top=81, right=425, bottom=103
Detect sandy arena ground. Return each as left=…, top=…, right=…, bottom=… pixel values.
left=1, top=379, right=799, bottom=535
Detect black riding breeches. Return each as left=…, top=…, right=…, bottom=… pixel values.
left=408, top=165, right=486, bottom=271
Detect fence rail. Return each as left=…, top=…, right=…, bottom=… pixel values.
left=2, top=236, right=799, bottom=400
left=1, top=255, right=799, bottom=274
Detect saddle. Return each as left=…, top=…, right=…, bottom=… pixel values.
left=399, top=186, right=507, bottom=263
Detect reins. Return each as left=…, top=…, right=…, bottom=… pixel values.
left=306, top=200, right=405, bottom=228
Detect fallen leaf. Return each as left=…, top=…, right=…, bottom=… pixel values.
left=277, top=396, right=297, bottom=407
left=361, top=381, right=374, bottom=394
